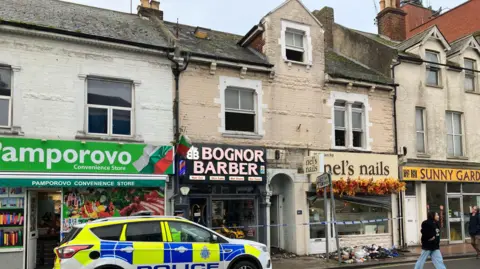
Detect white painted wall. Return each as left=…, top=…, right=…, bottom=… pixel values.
left=0, top=30, right=173, bottom=145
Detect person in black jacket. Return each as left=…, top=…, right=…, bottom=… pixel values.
left=468, top=205, right=480, bottom=258
left=414, top=212, right=446, bottom=269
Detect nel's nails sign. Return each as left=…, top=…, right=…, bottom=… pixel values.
left=184, top=144, right=266, bottom=184
left=0, top=137, right=174, bottom=175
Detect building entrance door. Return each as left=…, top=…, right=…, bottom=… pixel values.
left=447, top=196, right=464, bottom=243
left=270, top=195, right=282, bottom=249
left=25, top=191, right=38, bottom=269
left=404, top=196, right=419, bottom=246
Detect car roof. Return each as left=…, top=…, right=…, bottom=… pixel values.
left=74, top=215, right=189, bottom=229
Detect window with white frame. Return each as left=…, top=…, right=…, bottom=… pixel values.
left=225, top=87, right=256, bottom=132
left=425, top=50, right=441, bottom=86
left=334, top=100, right=365, bottom=148
left=87, top=78, right=133, bottom=136
left=285, top=28, right=305, bottom=62
left=464, top=58, right=476, bottom=91
left=445, top=111, right=463, bottom=157
left=0, top=66, right=12, bottom=128
left=415, top=107, right=426, bottom=153
left=351, top=102, right=364, bottom=148
left=334, top=101, right=347, bottom=147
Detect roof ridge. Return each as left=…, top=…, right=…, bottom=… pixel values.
left=163, top=20, right=243, bottom=38
left=55, top=0, right=136, bottom=16
left=401, top=24, right=437, bottom=44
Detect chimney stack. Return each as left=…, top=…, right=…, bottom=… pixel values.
left=376, top=0, right=406, bottom=41
left=312, top=7, right=334, bottom=50
left=138, top=0, right=163, bottom=20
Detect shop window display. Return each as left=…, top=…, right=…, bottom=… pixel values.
left=211, top=199, right=256, bottom=241
left=425, top=182, right=448, bottom=239
left=0, top=187, right=25, bottom=249
left=334, top=199, right=389, bottom=235
left=61, top=187, right=165, bottom=239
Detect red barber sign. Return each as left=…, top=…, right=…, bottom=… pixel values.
left=184, top=144, right=266, bottom=184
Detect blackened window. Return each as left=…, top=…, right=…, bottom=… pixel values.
left=225, top=87, right=256, bottom=132
left=285, top=29, right=305, bottom=62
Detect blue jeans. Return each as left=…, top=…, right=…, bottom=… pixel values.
left=414, top=249, right=446, bottom=269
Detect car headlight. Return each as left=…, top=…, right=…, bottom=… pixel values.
left=250, top=244, right=268, bottom=253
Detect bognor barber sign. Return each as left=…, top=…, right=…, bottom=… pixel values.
left=185, top=144, right=266, bottom=183
left=0, top=137, right=174, bottom=175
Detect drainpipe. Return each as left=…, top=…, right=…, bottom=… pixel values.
left=167, top=51, right=190, bottom=215
left=391, top=59, right=405, bottom=249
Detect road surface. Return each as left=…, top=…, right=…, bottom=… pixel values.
left=369, top=257, right=478, bottom=268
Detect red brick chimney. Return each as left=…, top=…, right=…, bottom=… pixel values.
left=377, top=0, right=406, bottom=41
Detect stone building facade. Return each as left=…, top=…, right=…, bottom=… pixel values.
left=161, top=0, right=401, bottom=254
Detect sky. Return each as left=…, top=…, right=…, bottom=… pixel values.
left=64, top=0, right=467, bottom=35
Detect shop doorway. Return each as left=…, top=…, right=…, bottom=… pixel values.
left=447, top=195, right=464, bottom=243
left=404, top=197, right=419, bottom=246
left=270, top=195, right=283, bottom=249
left=269, top=173, right=294, bottom=253
left=26, top=189, right=62, bottom=269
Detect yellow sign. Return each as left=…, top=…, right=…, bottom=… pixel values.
left=402, top=167, right=480, bottom=182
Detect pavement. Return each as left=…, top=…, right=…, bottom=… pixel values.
left=371, top=257, right=479, bottom=268
left=272, top=243, right=478, bottom=269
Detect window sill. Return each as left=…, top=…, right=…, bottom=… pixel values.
left=465, top=90, right=480, bottom=95
left=425, top=84, right=444, bottom=89
left=416, top=153, right=431, bottom=158
left=75, top=131, right=144, bottom=143
left=446, top=155, right=469, bottom=160
left=222, top=131, right=263, bottom=140
left=331, top=146, right=371, bottom=153
left=0, top=126, right=24, bottom=136
left=284, top=59, right=311, bottom=67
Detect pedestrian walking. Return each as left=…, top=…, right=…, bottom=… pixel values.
left=414, top=212, right=446, bottom=269
left=468, top=205, right=480, bottom=259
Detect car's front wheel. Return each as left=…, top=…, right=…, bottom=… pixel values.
left=231, top=260, right=259, bottom=269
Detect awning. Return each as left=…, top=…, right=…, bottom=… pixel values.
left=0, top=172, right=167, bottom=188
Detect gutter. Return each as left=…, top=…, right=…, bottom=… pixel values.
left=167, top=52, right=191, bottom=215
left=237, top=24, right=264, bottom=47
left=391, top=59, right=404, bottom=249
left=190, top=56, right=273, bottom=73
left=0, top=20, right=174, bottom=53
left=398, top=54, right=480, bottom=73
left=324, top=74, right=397, bottom=90
left=188, top=51, right=274, bottom=68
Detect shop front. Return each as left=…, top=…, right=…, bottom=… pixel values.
left=0, top=137, right=173, bottom=269
left=179, top=144, right=267, bottom=244
left=304, top=151, right=401, bottom=254
left=402, top=166, right=480, bottom=245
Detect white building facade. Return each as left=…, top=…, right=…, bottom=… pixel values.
left=395, top=26, right=480, bottom=246
left=0, top=1, right=174, bottom=268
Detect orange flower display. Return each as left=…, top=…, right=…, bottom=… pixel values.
left=317, top=177, right=405, bottom=197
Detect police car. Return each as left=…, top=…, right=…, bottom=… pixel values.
left=54, top=215, right=271, bottom=269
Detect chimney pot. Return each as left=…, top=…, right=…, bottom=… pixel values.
left=137, top=0, right=163, bottom=20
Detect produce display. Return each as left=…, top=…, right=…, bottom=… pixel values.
left=62, top=187, right=165, bottom=234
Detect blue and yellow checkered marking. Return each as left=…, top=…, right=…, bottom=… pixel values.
left=99, top=241, right=252, bottom=265
left=220, top=244, right=245, bottom=261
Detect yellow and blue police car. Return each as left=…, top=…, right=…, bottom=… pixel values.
left=53, top=215, right=271, bottom=269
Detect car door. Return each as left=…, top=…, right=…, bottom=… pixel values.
left=114, top=221, right=168, bottom=269
left=165, top=221, right=223, bottom=269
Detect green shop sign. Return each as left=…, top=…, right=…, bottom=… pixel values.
left=0, top=137, right=174, bottom=174
left=0, top=178, right=166, bottom=188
